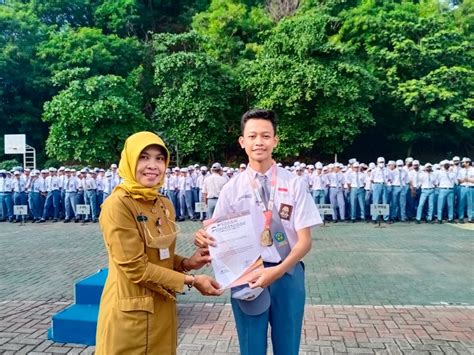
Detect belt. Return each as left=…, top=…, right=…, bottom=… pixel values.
left=208, top=197, right=218, bottom=199
left=438, top=187, right=453, bottom=189
left=373, top=182, right=384, bottom=184
left=422, top=188, right=434, bottom=190
left=86, top=189, right=96, bottom=191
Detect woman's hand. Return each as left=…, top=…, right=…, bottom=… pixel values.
left=187, top=248, right=211, bottom=270
left=194, top=228, right=216, bottom=248
left=193, top=275, right=223, bottom=296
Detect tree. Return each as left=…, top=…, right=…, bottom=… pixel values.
left=152, top=32, right=241, bottom=164
left=337, top=0, right=473, bottom=156
left=192, top=0, right=273, bottom=64
left=42, top=71, right=148, bottom=164
left=0, top=1, right=51, bottom=161
left=37, top=27, right=143, bottom=87
left=240, top=8, right=377, bottom=158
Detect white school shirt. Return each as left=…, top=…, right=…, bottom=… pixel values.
left=13, top=177, right=26, bottom=193
left=436, top=169, right=456, bottom=188
left=213, top=166, right=322, bottom=263
left=65, top=176, right=79, bottom=193
left=196, top=173, right=207, bottom=189
left=84, top=175, right=97, bottom=190
left=202, top=173, right=227, bottom=199
left=328, top=172, right=344, bottom=188
left=459, top=167, right=474, bottom=187
left=418, top=172, right=437, bottom=189
left=392, top=168, right=409, bottom=187
left=409, top=169, right=421, bottom=188
left=311, top=173, right=327, bottom=190
left=364, top=173, right=372, bottom=191
left=371, top=167, right=390, bottom=184
left=96, top=176, right=104, bottom=191
left=30, top=178, right=41, bottom=193
left=346, top=170, right=366, bottom=188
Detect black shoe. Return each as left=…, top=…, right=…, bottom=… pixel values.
left=64, top=219, right=71, bottom=223
left=447, top=219, right=454, bottom=223
left=37, top=219, right=46, bottom=223
left=459, top=219, right=465, bottom=224
left=415, top=220, right=421, bottom=224
left=372, top=221, right=377, bottom=224
left=84, top=219, right=90, bottom=223
left=351, top=219, right=356, bottom=223
left=74, top=219, right=80, bottom=223
left=53, top=219, right=58, bottom=223
left=92, top=219, right=98, bottom=223
left=438, top=220, right=442, bottom=224
left=12, top=220, right=18, bottom=223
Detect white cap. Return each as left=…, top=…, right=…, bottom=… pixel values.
left=462, top=157, right=471, bottom=163
left=315, top=162, right=323, bottom=169
left=388, top=160, right=395, bottom=165
left=368, top=162, right=376, bottom=169
left=412, top=160, right=420, bottom=166
left=111, top=163, right=118, bottom=168
left=200, top=166, right=208, bottom=171
left=180, top=167, right=188, bottom=173
left=396, top=159, right=404, bottom=166
left=211, top=162, right=222, bottom=170
left=307, top=164, right=314, bottom=169
left=239, top=163, right=246, bottom=169
left=377, top=157, right=385, bottom=163
left=13, top=170, right=21, bottom=175
left=425, top=162, right=432, bottom=168
left=452, top=156, right=460, bottom=162
left=327, top=164, right=334, bottom=169
left=173, top=167, right=180, bottom=172
left=353, top=162, right=360, bottom=168
left=405, top=157, right=414, bottom=163
left=48, top=167, right=57, bottom=172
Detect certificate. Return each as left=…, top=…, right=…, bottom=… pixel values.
left=206, top=211, right=263, bottom=289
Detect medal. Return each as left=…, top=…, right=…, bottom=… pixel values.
left=261, top=228, right=273, bottom=246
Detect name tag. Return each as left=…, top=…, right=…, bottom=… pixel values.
left=159, top=248, right=170, bottom=260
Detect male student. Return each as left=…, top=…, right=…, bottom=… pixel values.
left=195, top=109, right=321, bottom=355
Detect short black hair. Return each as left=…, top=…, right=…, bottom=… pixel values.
left=241, top=109, right=278, bottom=135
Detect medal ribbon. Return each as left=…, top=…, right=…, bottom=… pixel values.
left=247, top=162, right=277, bottom=231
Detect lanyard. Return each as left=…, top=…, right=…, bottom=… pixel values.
left=247, top=162, right=277, bottom=230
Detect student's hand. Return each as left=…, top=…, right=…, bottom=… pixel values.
left=194, top=275, right=223, bottom=296
left=194, top=229, right=216, bottom=248
left=248, top=266, right=284, bottom=289
left=187, top=248, right=211, bottom=270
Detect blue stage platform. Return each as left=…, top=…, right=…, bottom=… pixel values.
left=48, top=268, right=108, bottom=345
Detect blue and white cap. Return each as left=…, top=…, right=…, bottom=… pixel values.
left=231, top=285, right=270, bottom=316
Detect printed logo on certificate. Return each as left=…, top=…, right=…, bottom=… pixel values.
left=206, top=211, right=263, bottom=289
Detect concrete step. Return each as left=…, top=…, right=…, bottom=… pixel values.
left=48, top=304, right=100, bottom=345
left=75, top=268, right=108, bottom=305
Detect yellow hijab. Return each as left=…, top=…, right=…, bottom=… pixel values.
left=115, top=131, right=170, bottom=201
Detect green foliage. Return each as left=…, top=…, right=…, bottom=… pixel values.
left=0, top=1, right=51, bottom=161
left=0, top=159, right=21, bottom=171
left=336, top=0, right=473, bottom=154
left=192, top=0, right=273, bottom=63
left=42, top=72, right=148, bottom=164
left=241, top=9, right=377, bottom=156
left=152, top=32, right=241, bottom=163
left=37, top=27, right=143, bottom=86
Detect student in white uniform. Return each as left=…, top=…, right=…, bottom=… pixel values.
left=194, top=109, right=321, bottom=355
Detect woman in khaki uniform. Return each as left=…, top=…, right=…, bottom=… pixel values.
left=96, top=131, right=222, bottom=355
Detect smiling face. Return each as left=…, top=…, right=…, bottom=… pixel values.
left=135, top=145, right=167, bottom=188
left=239, top=118, right=278, bottom=166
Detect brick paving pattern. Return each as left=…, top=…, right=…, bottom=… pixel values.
left=0, top=221, right=473, bottom=353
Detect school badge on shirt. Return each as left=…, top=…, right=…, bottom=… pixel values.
left=278, top=203, right=293, bottom=220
